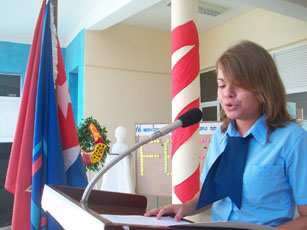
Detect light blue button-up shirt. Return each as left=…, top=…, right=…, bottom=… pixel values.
left=200, top=115, right=307, bottom=226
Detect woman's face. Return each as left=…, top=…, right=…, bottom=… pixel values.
left=217, top=68, right=262, bottom=123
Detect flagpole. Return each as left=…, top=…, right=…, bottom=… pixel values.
left=50, top=0, right=58, bottom=88
left=51, top=0, right=58, bottom=30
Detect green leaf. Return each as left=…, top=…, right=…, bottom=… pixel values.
left=77, top=116, right=111, bottom=172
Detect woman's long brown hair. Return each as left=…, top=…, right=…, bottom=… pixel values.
left=216, top=40, right=295, bottom=137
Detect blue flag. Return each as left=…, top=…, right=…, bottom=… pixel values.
left=31, top=2, right=87, bottom=229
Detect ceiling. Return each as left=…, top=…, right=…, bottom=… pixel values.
left=0, top=0, right=306, bottom=47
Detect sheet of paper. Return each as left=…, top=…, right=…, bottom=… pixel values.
left=175, top=221, right=277, bottom=229
left=101, top=215, right=277, bottom=229
left=101, top=214, right=190, bottom=227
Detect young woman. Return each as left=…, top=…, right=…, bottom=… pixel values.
left=144, top=40, right=307, bottom=229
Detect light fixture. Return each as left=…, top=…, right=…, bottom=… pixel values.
left=198, top=2, right=227, bottom=16
left=165, top=0, right=227, bottom=17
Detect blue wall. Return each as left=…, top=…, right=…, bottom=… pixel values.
left=0, top=42, right=31, bottom=87
left=0, top=30, right=85, bottom=126
left=63, top=29, right=85, bottom=126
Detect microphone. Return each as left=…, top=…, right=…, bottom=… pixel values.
left=80, top=108, right=202, bottom=206
left=149, top=108, right=203, bottom=140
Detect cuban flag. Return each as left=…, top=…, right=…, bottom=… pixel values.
left=5, top=1, right=88, bottom=230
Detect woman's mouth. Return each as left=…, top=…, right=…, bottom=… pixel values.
left=224, top=102, right=237, bottom=111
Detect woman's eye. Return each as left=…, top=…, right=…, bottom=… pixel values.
left=218, top=85, right=226, bottom=88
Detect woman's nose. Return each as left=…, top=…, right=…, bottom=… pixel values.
left=223, top=85, right=235, bottom=98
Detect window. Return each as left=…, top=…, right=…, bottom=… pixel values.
left=273, top=44, right=307, bottom=94
left=200, top=69, right=220, bottom=121
left=0, top=74, right=20, bottom=97
left=287, top=92, right=307, bottom=120
left=272, top=43, right=307, bottom=130
left=0, top=74, right=21, bottom=143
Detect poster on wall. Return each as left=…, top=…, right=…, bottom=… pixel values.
left=135, top=122, right=222, bottom=197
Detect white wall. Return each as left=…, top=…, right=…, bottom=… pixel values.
left=84, top=24, right=172, bottom=147
left=199, top=8, right=307, bottom=70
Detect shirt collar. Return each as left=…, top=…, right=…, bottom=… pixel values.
left=220, top=115, right=268, bottom=145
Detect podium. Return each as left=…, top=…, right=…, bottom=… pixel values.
left=42, top=185, right=152, bottom=230
left=43, top=185, right=202, bottom=230
left=42, top=185, right=277, bottom=230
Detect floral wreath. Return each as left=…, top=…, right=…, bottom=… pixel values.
left=77, top=116, right=110, bottom=172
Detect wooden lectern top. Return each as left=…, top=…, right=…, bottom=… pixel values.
left=43, top=185, right=182, bottom=230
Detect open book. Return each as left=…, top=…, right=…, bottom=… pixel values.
left=101, top=214, right=277, bottom=229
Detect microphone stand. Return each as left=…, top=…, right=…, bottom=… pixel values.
left=80, top=122, right=181, bottom=207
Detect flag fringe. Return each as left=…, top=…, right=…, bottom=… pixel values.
left=50, top=1, right=58, bottom=89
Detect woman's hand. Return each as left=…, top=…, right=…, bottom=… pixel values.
left=144, top=192, right=203, bottom=221
left=144, top=204, right=187, bottom=221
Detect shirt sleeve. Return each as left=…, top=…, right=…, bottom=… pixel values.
left=286, top=131, right=307, bottom=205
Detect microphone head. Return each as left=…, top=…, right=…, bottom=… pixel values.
left=178, top=108, right=203, bottom=128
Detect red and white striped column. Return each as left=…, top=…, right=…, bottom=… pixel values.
left=171, top=0, right=200, bottom=208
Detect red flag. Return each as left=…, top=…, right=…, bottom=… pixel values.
left=56, top=41, right=80, bottom=167
left=5, top=1, right=46, bottom=229
left=56, top=40, right=88, bottom=187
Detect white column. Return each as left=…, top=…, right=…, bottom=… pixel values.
left=171, top=0, right=200, bottom=222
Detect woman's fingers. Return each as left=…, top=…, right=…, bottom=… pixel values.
left=144, top=208, right=161, bottom=217
left=174, top=208, right=184, bottom=221
left=144, top=205, right=178, bottom=219
left=155, top=206, right=170, bottom=219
